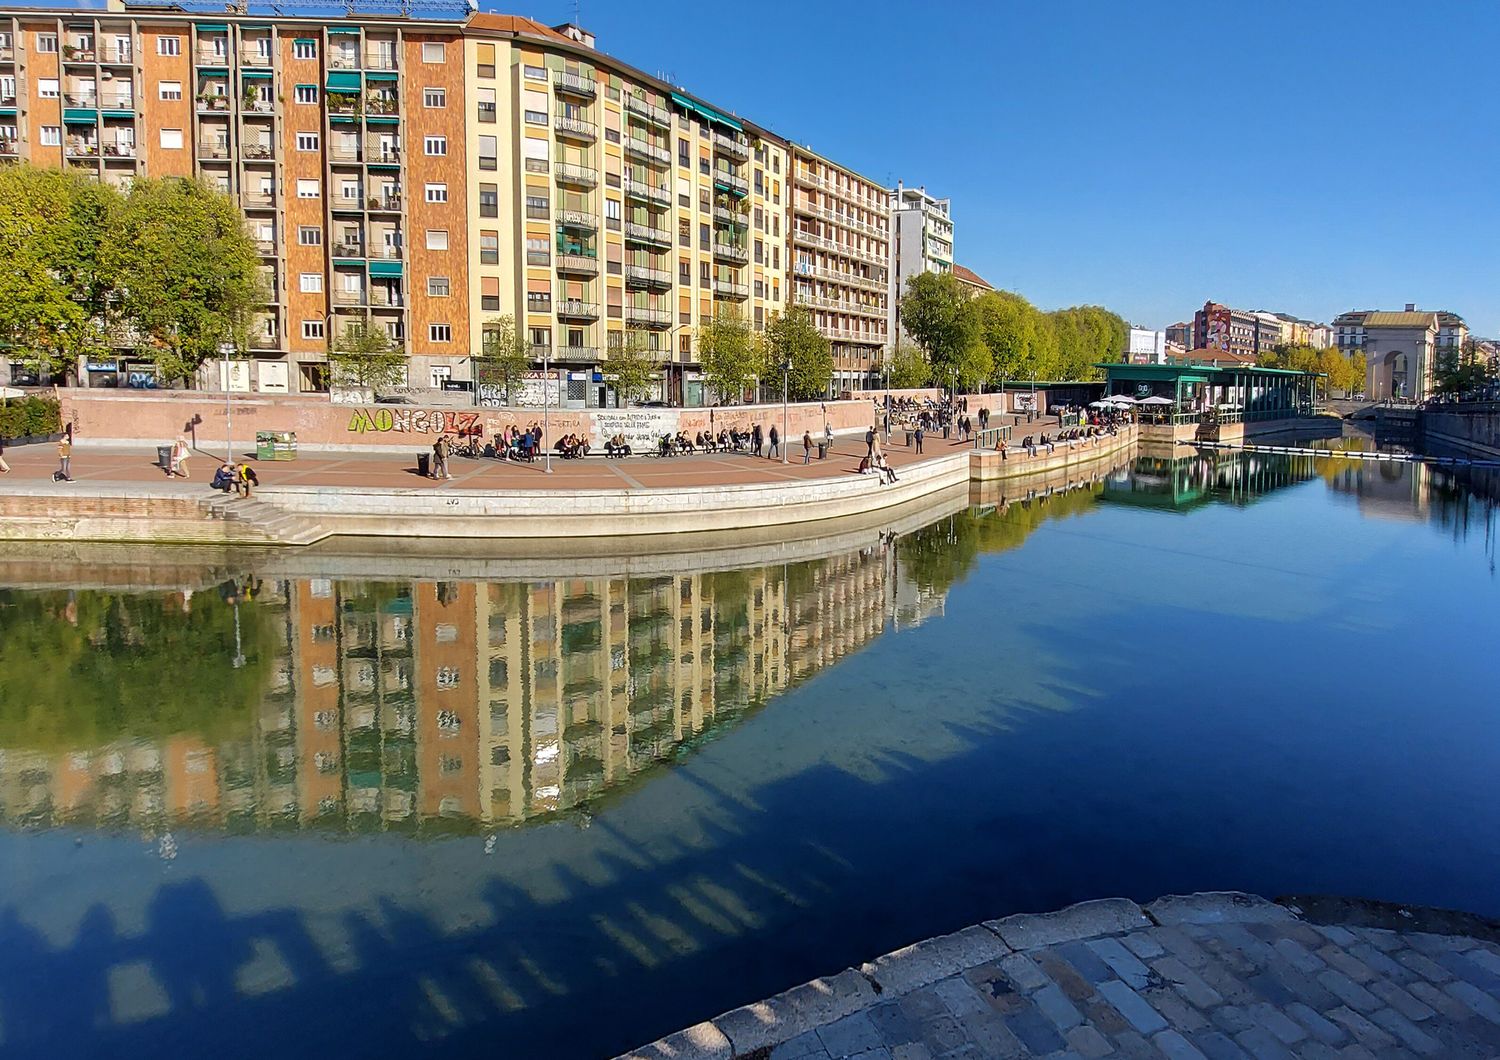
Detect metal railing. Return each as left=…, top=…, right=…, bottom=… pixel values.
left=554, top=163, right=597, bottom=188
left=557, top=208, right=596, bottom=229
left=713, top=131, right=749, bottom=158
left=713, top=280, right=749, bottom=300
left=712, top=240, right=748, bottom=264
left=555, top=252, right=599, bottom=274
left=624, top=137, right=670, bottom=165
left=556, top=299, right=599, bottom=319
left=713, top=169, right=749, bottom=194
left=554, top=114, right=597, bottom=140
left=624, top=93, right=670, bottom=126
left=626, top=306, right=671, bottom=327
left=554, top=71, right=597, bottom=97
left=624, top=221, right=670, bottom=246
left=623, top=178, right=670, bottom=206
left=624, top=264, right=672, bottom=288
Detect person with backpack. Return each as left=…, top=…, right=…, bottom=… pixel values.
left=54, top=425, right=73, bottom=482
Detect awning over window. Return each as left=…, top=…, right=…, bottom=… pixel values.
left=326, top=26, right=362, bottom=34
left=63, top=109, right=98, bottom=123
left=670, top=91, right=742, bottom=132
left=325, top=71, right=361, bottom=92
left=364, top=72, right=397, bottom=82
left=194, top=23, right=228, bottom=31
left=368, top=260, right=402, bottom=278
left=240, top=69, right=272, bottom=78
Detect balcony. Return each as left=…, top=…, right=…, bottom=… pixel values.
left=367, top=243, right=403, bottom=260
left=556, top=208, right=597, bottom=231
left=64, top=93, right=98, bottom=109
left=528, top=343, right=553, bottom=360
left=332, top=288, right=367, bottom=307
left=713, top=280, right=749, bottom=302
left=365, top=48, right=398, bottom=72
left=196, top=94, right=231, bottom=113
left=62, top=46, right=96, bottom=64
left=198, top=141, right=231, bottom=160
left=328, top=53, right=360, bottom=71
left=555, top=252, right=599, bottom=276
left=713, top=204, right=747, bottom=227
left=328, top=94, right=362, bottom=117
left=623, top=178, right=671, bottom=208
left=624, top=221, right=671, bottom=248
left=249, top=332, right=281, bottom=351
left=624, top=137, right=670, bottom=166
left=102, top=141, right=137, bottom=159
left=0, top=139, right=21, bottom=156
left=330, top=143, right=363, bottom=163
left=556, top=299, right=599, bottom=321
left=254, top=238, right=276, bottom=255
left=623, top=93, right=670, bottom=128
left=625, top=306, right=671, bottom=329
left=368, top=194, right=402, bottom=212
left=712, top=131, right=749, bottom=162
left=624, top=264, right=672, bottom=291
left=554, top=71, right=596, bottom=99
left=553, top=114, right=596, bottom=142
left=332, top=241, right=366, bottom=257
left=101, top=46, right=133, bottom=65
left=713, top=169, right=749, bottom=196
left=712, top=240, right=748, bottom=265
left=369, top=288, right=403, bottom=308
left=65, top=139, right=99, bottom=158
left=366, top=144, right=401, bottom=164
left=242, top=99, right=274, bottom=115
left=366, top=96, right=399, bottom=117
left=242, top=192, right=275, bottom=208
left=100, top=93, right=135, bottom=111
left=554, top=163, right=597, bottom=189
left=242, top=143, right=274, bottom=161
left=195, top=45, right=230, bottom=67
left=555, top=345, right=598, bottom=362
left=240, top=47, right=272, bottom=68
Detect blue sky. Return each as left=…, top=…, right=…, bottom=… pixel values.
left=543, top=0, right=1498, bottom=334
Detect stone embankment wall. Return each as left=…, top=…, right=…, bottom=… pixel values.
left=57, top=389, right=1035, bottom=454
left=971, top=427, right=1136, bottom=483
left=1423, top=403, right=1500, bottom=458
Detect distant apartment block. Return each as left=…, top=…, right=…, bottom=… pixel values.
left=887, top=181, right=952, bottom=343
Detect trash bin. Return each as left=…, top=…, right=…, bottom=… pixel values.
left=818, top=443, right=828, bottom=460
left=157, top=444, right=172, bottom=470
left=417, top=452, right=430, bottom=478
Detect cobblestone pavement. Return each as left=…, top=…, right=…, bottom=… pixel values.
left=621, top=893, right=1500, bottom=1060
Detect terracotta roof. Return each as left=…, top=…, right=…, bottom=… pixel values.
left=1170, top=348, right=1258, bottom=366
left=952, top=264, right=993, bottom=290
left=465, top=13, right=574, bottom=43
left=1363, top=312, right=1438, bottom=329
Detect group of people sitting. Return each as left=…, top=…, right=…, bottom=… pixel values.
left=1013, top=424, right=1120, bottom=457
left=603, top=434, right=633, bottom=458
left=211, top=460, right=259, bottom=496
left=555, top=433, right=590, bottom=459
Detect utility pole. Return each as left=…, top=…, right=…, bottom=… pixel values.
left=543, top=345, right=553, bottom=473
left=781, top=359, right=790, bottom=464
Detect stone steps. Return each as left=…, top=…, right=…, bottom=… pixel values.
left=200, top=494, right=327, bottom=546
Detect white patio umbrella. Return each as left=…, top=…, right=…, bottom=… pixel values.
left=1137, top=396, right=1174, bottom=406
left=1105, top=395, right=1137, bottom=405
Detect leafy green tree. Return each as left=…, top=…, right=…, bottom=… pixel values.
left=765, top=305, right=832, bottom=401
left=886, top=338, right=931, bottom=388
left=328, top=319, right=407, bottom=391
left=603, top=330, right=661, bottom=406
left=476, top=314, right=532, bottom=404
left=968, top=291, right=1039, bottom=383
left=1048, top=305, right=1126, bottom=380
left=697, top=307, right=764, bottom=403
left=0, top=165, right=116, bottom=381
left=955, top=338, right=995, bottom=392
left=115, top=177, right=263, bottom=384
left=899, top=272, right=975, bottom=381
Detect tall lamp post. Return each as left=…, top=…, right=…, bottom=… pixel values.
left=780, top=359, right=791, bottom=464
left=219, top=341, right=237, bottom=462
left=542, top=343, right=553, bottom=474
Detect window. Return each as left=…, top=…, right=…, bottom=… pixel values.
left=479, top=184, right=497, bottom=218
left=156, top=36, right=180, bottom=56
left=298, top=226, right=321, bottom=245
left=677, top=138, right=690, bottom=167
left=293, top=39, right=316, bottom=59
left=678, top=259, right=691, bottom=285
left=158, top=80, right=182, bottom=101
left=476, top=42, right=496, bottom=79
left=159, top=128, right=183, bottom=150
left=340, top=179, right=360, bottom=201
left=294, top=84, right=317, bottom=104
left=427, top=276, right=450, bottom=297
left=36, top=33, right=58, bottom=54
left=37, top=79, right=58, bottom=99
left=527, top=291, right=550, bottom=313
left=478, top=134, right=496, bottom=171
left=422, top=42, right=444, bottom=63
left=480, top=231, right=498, bottom=264
left=476, top=87, right=496, bottom=123
left=429, top=323, right=451, bottom=343
left=302, top=320, right=325, bottom=339
left=423, top=86, right=445, bottom=108
left=296, top=179, right=320, bottom=199
left=481, top=277, right=499, bottom=312
left=425, top=229, right=448, bottom=251
left=39, top=125, right=61, bottom=147
left=296, top=132, right=319, bottom=152
left=525, top=194, right=548, bottom=219
left=423, top=135, right=446, bottom=156
left=523, top=63, right=545, bottom=80
left=526, top=236, right=548, bottom=265
left=424, top=182, right=447, bottom=203
left=300, top=273, right=323, bottom=293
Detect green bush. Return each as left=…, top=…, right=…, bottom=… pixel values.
left=0, top=396, right=62, bottom=440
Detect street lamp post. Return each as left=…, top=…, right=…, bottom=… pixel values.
left=542, top=344, right=553, bottom=474
left=220, top=341, right=237, bottom=462
left=780, top=359, right=790, bottom=464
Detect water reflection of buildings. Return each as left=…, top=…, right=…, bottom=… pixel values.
left=1, top=546, right=944, bottom=836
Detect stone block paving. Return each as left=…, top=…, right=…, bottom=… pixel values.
left=621, top=894, right=1500, bottom=1060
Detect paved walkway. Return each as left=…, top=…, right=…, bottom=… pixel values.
left=0, top=431, right=974, bottom=494
left=622, top=893, right=1500, bottom=1060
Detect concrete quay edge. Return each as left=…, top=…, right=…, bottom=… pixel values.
left=614, top=891, right=1500, bottom=1060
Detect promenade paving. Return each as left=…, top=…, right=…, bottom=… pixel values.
left=0, top=430, right=970, bottom=494
left=622, top=893, right=1500, bottom=1060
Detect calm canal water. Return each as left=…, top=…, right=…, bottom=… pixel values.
left=1, top=453, right=1497, bottom=1059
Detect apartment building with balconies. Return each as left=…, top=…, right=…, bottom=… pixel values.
left=888, top=180, right=953, bottom=345
left=1, top=3, right=469, bottom=393
left=789, top=147, right=890, bottom=393
left=458, top=15, right=788, bottom=408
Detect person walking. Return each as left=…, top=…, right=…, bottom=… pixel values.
left=768, top=424, right=780, bottom=460
left=752, top=423, right=763, bottom=458
left=432, top=436, right=452, bottom=480
left=865, top=425, right=876, bottom=462
left=824, top=422, right=833, bottom=456
left=802, top=430, right=813, bottom=464
left=914, top=423, right=924, bottom=454
left=55, top=426, right=73, bottom=482
left=169, top=435, right=191, bottom=479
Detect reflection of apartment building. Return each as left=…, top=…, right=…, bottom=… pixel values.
left=888, top=182, right=953, bottom=344
left=0, top=553, right=940, bottom=834
left=790, top=148, right=891, bottom=393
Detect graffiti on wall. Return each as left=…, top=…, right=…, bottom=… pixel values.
left=347, top=408, right=483, bottom=435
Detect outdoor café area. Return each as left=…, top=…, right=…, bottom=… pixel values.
left=1095, top=362, right=1324, bottom=426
